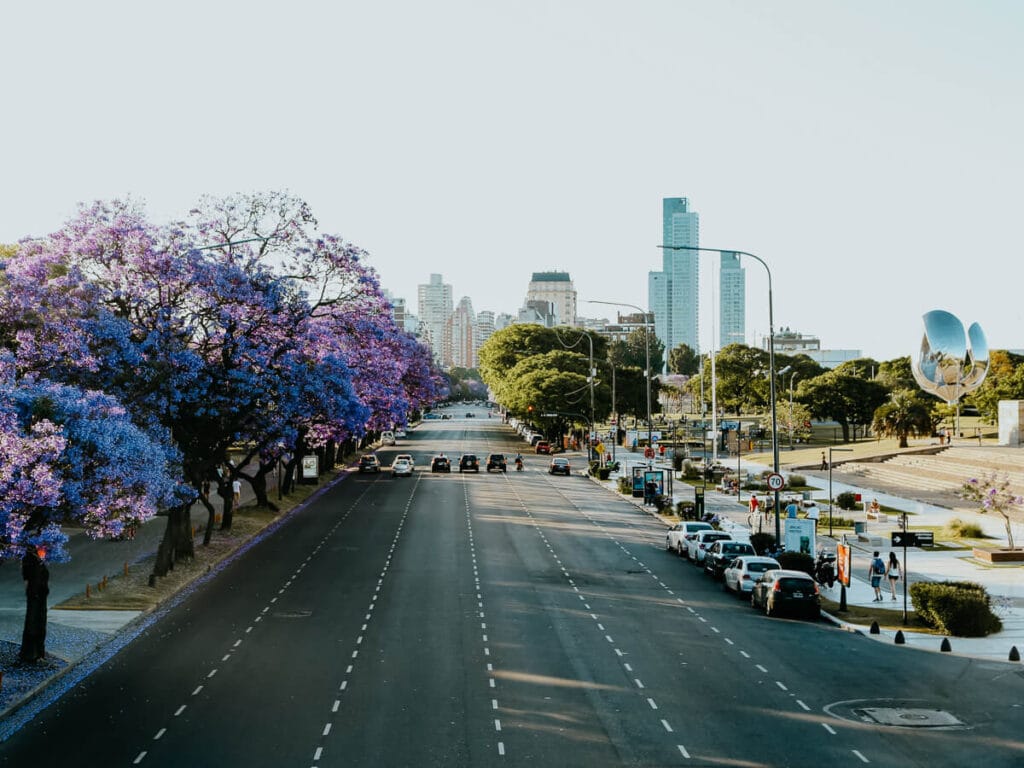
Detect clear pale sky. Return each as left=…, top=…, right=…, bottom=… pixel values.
left=3, top=1, right=1021, bottom=362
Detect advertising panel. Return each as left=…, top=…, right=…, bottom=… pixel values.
left=301, top=455, right=319, bottom=479
left=836, top=543, right=852, bottom=587
left=784, top=517, right=816, bottom=555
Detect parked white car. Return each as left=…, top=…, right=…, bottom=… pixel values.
left=665, top=521, right=714, bottom=557
left=723, top=556, right=781, bottom=595
left=381, top=431, right=396, bottom=446
left=686, top=530, right=733, bottom=564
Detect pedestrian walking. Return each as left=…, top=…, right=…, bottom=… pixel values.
left=868, top=550, right=886, bottom=602
left=820, top=452, right=828, bottom=471
left=644, top=479, right=658, bottom=507
left=232, top=477, right=241, bottom=506
left=886, top=552, right=901, bottom=600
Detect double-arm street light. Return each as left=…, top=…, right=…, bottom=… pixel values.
left=588, top=300, right=653, bottom=460
left=658, top=245, right=781, bottom=542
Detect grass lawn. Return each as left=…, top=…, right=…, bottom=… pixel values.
left=819, top=596, right=942, bottom=634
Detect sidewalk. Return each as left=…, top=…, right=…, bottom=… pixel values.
left=589, top=445, right=1024, bottom=665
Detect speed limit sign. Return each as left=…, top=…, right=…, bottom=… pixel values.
left=766, top=472, right=785, bottom=491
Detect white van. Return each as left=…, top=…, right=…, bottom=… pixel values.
left=381, top=431, right=396, bottom=446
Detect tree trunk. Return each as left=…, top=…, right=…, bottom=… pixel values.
left=218, top=479, right=234, bottom=531
left=19, top=552, right=49, bottom=662
left=249, top=460, right=277, bottom=511
left=153, top=504, right=195, bottom=578
left=198, top=492, right=216, bottom=546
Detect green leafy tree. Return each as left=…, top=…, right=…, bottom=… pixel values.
left=613, top=328, right=664, bottom=373
left=964, top=350, right=1024, bottom=422
left=798, top=371, right=889, bottom=442
left=668, top=343, right=700, bottom=375
left=872, top=389, right=934, bottom=448
left=876, top=356, right=917, bottom=391
left=833, top=357, right=882, bottom=380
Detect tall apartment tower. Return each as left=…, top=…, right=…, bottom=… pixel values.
left=447, top=297, right=476, bottom=369
left=417, top=273, right=453, bottom=365
left=649, top=198, right=700, bottom=360
left=525, top=271, right=577, bottom=326
left=719, top=252, right=746, bottom=347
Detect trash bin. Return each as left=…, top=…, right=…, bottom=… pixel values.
left=853, top=522, right=866, bottom=535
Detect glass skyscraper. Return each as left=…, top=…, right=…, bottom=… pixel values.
left=649, top=198, right=700, bottom=362
left=719, top=252, right=746, bottom=347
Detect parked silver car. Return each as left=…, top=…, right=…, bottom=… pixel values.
left=723, top=556, right=781, bottom=595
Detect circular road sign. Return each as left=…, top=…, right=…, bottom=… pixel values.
left=766, top=472, right=785, bottom=491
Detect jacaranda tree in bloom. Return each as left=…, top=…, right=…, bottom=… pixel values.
left=0, top=360, right=187, bottom=659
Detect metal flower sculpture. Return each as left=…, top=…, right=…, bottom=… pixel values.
left=911, top=310, right=988, bottom=404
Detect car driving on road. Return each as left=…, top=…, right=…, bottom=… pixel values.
left=548, top=457, right=571, bottom=475
left=485, top=453, right=507, bottom=472
left=458, top=454, right=480, bottom=472
left=391, top=458, right=413, bottom=477
left=431, top=455, right=451, bottom=473
left=358, top=454, right=381, bottom=473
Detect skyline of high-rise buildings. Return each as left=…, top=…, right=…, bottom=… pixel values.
left=649, top=197, right=700, bottom=357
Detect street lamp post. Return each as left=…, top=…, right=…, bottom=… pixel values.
left=659, top=245, right=781, bottom=542
left=788, top=371, right=799, bottom=450
left=588, top=300, right=653, bottom=460
left=827, top=447, right=854, bottom=537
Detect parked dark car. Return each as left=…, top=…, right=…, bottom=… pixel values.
left=458, top=453, right=480, bottom=472
left=535, top=440, right=552, bottom=454
left=750, top=569, right=820, bottom=619
left=358, top=454, right=381, bottom=473
left=486, top=453, right=507, bottom=472
left=431, top=455, right=451, bottom=473
left=703, top=540, right=757, bottom=579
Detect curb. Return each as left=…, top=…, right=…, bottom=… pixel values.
left=0, top=469, right=350, bottom=737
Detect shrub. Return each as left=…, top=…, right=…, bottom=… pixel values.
left=910, top=581, right=1002, bottom=637
left=653, top=494, right=674, bottom=513
left=835, top=491, right=859, bottom=510
left=787, top=474, right=806, bottom=488
left=749, top=532, right=776, bottom=556
left=776, top=550, right=815, bottom=576
left=617, top=477, right=632, bottom=495
left=944, top=518, right=984, bottom=539
left=676, top=501, right=696, bottom=520
left=681, top=461, right=701, bottom=480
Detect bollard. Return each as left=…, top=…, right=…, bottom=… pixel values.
left=869, top=621, right=880, bottom=635
left=85, top=584, right=91, bottom=599
left=894, top=630, right=906, bottom=645
left=1010, top=646, right=1020, bottom=662
left=940, top=637, right=952, bottom=653
left=124, top=562, right=129, bottom=577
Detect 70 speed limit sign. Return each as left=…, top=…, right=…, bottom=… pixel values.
left=766, top=472, right=785, bottom=491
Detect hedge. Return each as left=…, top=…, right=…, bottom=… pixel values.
left=909, top=580, right=1002, bottom=637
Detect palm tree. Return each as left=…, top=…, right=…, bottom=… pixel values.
left=871, top=390, right=933, bottom=448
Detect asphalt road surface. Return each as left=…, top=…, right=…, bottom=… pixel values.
left=2, top=410, right=1022, bottom=767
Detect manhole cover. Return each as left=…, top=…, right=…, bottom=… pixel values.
left=857, top=708, right=963, bottom=728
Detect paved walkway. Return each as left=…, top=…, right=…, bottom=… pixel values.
left=591, top=445, right=1024, bottom=665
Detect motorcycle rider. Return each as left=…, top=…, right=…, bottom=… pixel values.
left=514, top=453, right=524, bottom=471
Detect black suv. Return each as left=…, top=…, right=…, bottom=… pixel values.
left=458, top=454, right=480, bottom=472
left=485, top=453, right=507, bottom=472
left=358, top=454, right=381, bottom=473
left=704, top=540, right=756, bottom=579
left=431, top=455, right=451, bottom=473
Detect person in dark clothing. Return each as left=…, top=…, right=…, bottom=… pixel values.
left=20, top=547, right=50, bottom=662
